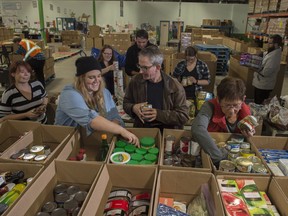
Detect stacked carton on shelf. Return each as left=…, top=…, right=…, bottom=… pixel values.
left=61, top=30, right=82, bottom=46
left=86, top=25, right=102, bottom=50
left=248, top=0, right=255, bottom=13
left=0, top=27, right=14, bottom=42
left=103, top=32, right=131, bottom=54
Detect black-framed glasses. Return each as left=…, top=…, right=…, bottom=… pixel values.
left=137, top=64, right=155, bottom=72
left=220, top=102, right=243, bottom=110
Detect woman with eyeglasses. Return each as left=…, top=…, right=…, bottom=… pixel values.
left=173, top=46, right=210, bottom=100
left=0, top=61, right=48, bottom=124
left=191, top=77, right=254, bottom=167
left=97, top=45, right=117, bottom=95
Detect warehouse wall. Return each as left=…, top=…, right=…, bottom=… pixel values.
left=1, top=1, right=248, bottom=33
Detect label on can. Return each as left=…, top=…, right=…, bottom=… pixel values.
left=219, top=160, right=236, bottom=172
left=180, top=137, right=191, bottom=154
left=113, top=61, right=119, bottom=70
left=104, top=200, right=129, bottom=212
left=104, top=209, right=127, bottom=216
left=131, top=192, right=151, bottom=201
left=165, top=135, right=175, bottom=155
left=128, top=205, right=149, bottom=216
left=108, top=189, right=132, bottom=202
left=30, top=146, right=44, bottom=155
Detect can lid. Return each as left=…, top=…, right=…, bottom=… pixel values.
left=144, top=153, right=157, bottom=162
left=140, top=137, right=155, bottom=147
left=34, top=155, right=47, bottom=161
left=113, top=147, right=125, bottom=153
left=115, top=140, right=127, bottom=148
left=127, top=159, right=139, bottom=165
left=148, top=147, right=159, bottom=155
left=125, top=144, right=136, bottom=153
left=139, top=160, right=154, bottom=165
left=131, top=153, right=144, bottom=161
left=136, top=148, right=147, bottom=155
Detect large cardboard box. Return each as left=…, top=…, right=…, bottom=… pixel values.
left=216, top=175, right=288, bottom=216
left=222, top=37, right=236, bottom=50
left=94, top=37, right=103, bottom=49
left=57, top=127, right=115, bottom=163
left=85, top=37, right=94, bottom=50
left=89, top=25, right=101, bottom=37
left=160, top=129, right=212, bottom=172
left=0, top=163, right=44, bottom=216
left=6, top=160, right=102, bottom=216
left=0, top=120, right=40, bottom=154
left=235, top=40, right=248, bottom=53
left=81, top=164, right=157, bottom=215
left=202, top=35, right=223, bottom=45
left=0, top=125, right=75, bottom=166
left=153, top=170, right=225, bottom=215
left=274, top=177, right=288, bottom=203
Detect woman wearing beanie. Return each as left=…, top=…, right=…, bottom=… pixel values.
left=55, top=56, right=139, bottom=146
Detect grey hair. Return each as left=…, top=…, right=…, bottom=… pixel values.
left=138, top=46, right=163, bottom=66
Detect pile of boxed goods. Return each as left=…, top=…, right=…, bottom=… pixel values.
left=85, top=25, right=102, bottom=50
left=180, top=32, right=192, bottom=50
left=269, top=0, right=280, bottom=11
left=261, top=0, right=270, bottom=13
left=267, top=18, right=288, bottom=36
left=159, top=46, right=178, bottom=74
left=0, top=27, right=14, bottom=42
left=202, top=19, right=221, bottom=26
left=103, top=33, right=131, bottom=54
left=254, top=0, right=263, bottom=13
left=61, top=30, right=81, bottom=46
left=279, top=0, right=288, bottom=11
left=248, top=0, right=255, bottom=13
left=191, top=27, right=203, bottom=44
left=240, top=53, right=263, bottom=69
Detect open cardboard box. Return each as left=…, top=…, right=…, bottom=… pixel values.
left=57, top=127, right=115, bottom=163
left=0, top=120, right=40, bottom=154
left=0, top=163, right=44, bottom=216
left=216, top=175, right=288, bottom=216
left=81, top=164, right=158, bottom=215
left=0, top=124, right=76, bottom=166
left=107, top=127, right=161, bottom=165
left=153, top=170, right=224, bottom=215
left=273, top=176, right=288, bottom=203
left=6, top=160, right=102, bottom=216
left=210, top=132, right=271, bottom=176
left=160, top=129, right=212, bottom=172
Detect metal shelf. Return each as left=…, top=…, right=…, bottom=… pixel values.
left=248, top=12, right=288, bottom=18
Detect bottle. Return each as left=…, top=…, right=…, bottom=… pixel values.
left=100, top=134, right=109, bottom=161
left=0, top=183, right=26, bottom=206
left=0, top=171, right=25, bottom=187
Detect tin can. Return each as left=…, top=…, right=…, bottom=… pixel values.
left=131, top=192, right=151, bottom=201
left=104, top=209, right=127, bottom=216
left=226, top=141, right=240, bottom=153
left=237, top=115, right=258, bottom=131
left=219, top=160, right=236, bottom=172
left=44, top=145, right=51, bottom=156
left=180, top=136, right=191, bottom=154
left=163, top=156, right=173, bottom=165
left=181, top=77, right=187, bottom=87
left=129, top=200, right=150, bottom=208
left=72, top=207, right=81, bottom=216
left=67, top=185, right=80, bottom=196
left=36, top=212, right=50, bottom=216
left=10, top=152, right=24, bottom=160
left=34, top=155, right=47, bottom=162
left=165, top=135, right=175, bottom=155
left=30, top=146, right=45, bottom=155
left=240, top=149, right=255, bottom=158
left=50, top=208, right=67, bottom=216
left=108, top=189, right=132, bottom=202
left=23, top=153, right=36, bottom=161
left=141, top=104, right=152, bottom=121
left=113, top=61, right=119, bottom=71
left=42, top=201, right=57, bottom=213
left=128, top=205, right=149, bottom=216
left=240, top=142, right=251, bottom=150
left=54, top=184, right=68, bottom=194
left=104, top=199, right=129, bottom=212
left=252, top=163, right=268, bottom=174
left=236, top=157, right=253, bottom=173
left=228, top=151, right=240, bottom=162
left=248, top=155, right=262, bottom=164
left=55, top=193, right=70, bottom=208
left=63, top=198, right=78, bottom=214
left=74, top=191, right=88, bottom=206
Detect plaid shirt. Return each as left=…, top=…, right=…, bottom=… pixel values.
left=16, top=45, right=45, bottom=60
left=173, top=59, right=211, bottom=92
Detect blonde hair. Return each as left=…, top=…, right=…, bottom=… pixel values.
left=73, top=74, right=107, bottom=116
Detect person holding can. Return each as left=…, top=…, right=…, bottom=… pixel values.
left=55, top=56, right=139, bottom=146
left=97, top=45, right=118, bottom=95
left=123, top=46, right=189, bottom=131
left=191, top=77, right=255, bottom=166
left=173, top=46, right=211, bottom=100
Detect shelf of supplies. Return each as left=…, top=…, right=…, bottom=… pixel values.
left=247, top=12, right=288, bottom=18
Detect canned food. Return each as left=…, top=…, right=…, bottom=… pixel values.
left=104, top=200, right=129, bottom=212
left=129, top=200, right=150, bottom=208
left=237, top=115, right=258, bottom=131
left=30, top=146, right=45, bottom=155
left=240, top=142, right=251, bottom=149
left=219, top=160, right=236, bottom=172
left=74, top=191, right=88, bottom=205
left=248, top=156, right=262, bottom=164
left=165, top=135, right=175, bottom=155
left=163, top=156, right=173, bottom=165
left=18, top=148, right=30, bottom=154
left=50, top=208, right=67, bottom=216
left=42, top=201, right=57, bottom=213
left=236, top=157, right=253, bottom=173
left=240, top=149, right=255, bottom=158
left=10, top=152, right=24, bottom=160
left=108, top=189, right=132, bottom=202
left=228, top=151, right=240, bottom=162
left=226, top=141, right=240, bottom=153
left=44, top=145, right=51, bottom=155
left=72, top=207, right=81, bottom=216
left=252, top=163, right=268, bottom=174
left=141, top=104, right=153, bottom=121
left=131, top=192, right=151, bottom=201
left=54, top=184, right=68, bottom=194
left=104, top=209, right=127, bottom=216
left=23, top=153, right=36, bottom=161
left=55, top=193, right=70, bottom=208
left=34, top=155, right=47, bottom=162
left=128, top=205, right=149, bottom=216
left=180, top=136, right=191, bottom=154
left=36, top=212, right=50, bottom=216
left=67, top=185, right=80, bottom=196
left=63, top=198, right=78, bottom=214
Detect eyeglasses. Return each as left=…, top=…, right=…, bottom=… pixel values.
left=221, top=102, right=243, bottom=110
left=103, top=53, right=112, bottom=55
left=137, top=64, right=155, bottom=72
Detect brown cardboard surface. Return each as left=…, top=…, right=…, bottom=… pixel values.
left=0, top=163, right=44, bottom=216
left=0, top=125, right=75, bottom=166
left=160, top=129, right=211, bottom=172
left=273, top=177, right=288, bottom=204
left=107, top=128, right=161, bottom=165
left=57, top=127, right=115, bottom=163
left=6, top=160, right=102, bottom=216
left=153, top=170, right=224, bottom=215
left=0, top=120, right=40, bottom=154
left=81, top=164, right=157, bottom=216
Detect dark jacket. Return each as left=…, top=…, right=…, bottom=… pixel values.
left=125, top=41, right=156, bottom=76
left=123, top=71, right=189, bottom=129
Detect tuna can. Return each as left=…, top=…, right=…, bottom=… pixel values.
left=36, top=212, right=50, bottom=216
left=226, top=141, right=240, bottom=153
left=104, top=200, right=129, bottom=212
left=180, top=136, right=191, bottom=154
left=236, top=157, right=253, bottom=173
left=74, top=191, right=88, bottom=206
left=131, top=192, right=151, bottom=201
left=252, top=163, right=268, bottom=174
left=18, top=148, right=30, bottom=154
left=248, top=155, right=262, bottom=164
left=128, top=205, right=149, bottom=216
left=67, top=185, right=80, bottom=196
left=55, top=192, right=70, bottom=208
left=23, top=153, right=36, bottom=161
left=108, top=189, right=132, bottom=202
left=34, top=155, right=47, bottom=162
left=104, top=209, right=127, bottom=216
left=219, top=160, right=236, bottom=172
left=30, top=145, right=45, bottom=155
left=72, top=207, right=81, bottom=216
left=51, top=208, right=67, bottom=216
left=165, top=135, right=175, bottom=155
left=240, top=142, right=251, bottom=150
left=240, top=149, right=255, bottom=158
left=54, top=184, right=68, bottom=194
left=129, top=200, right=150, bottom=208
left=228, top=151, right=240, bottom=162
left=42, top=201, right=57, bottom=213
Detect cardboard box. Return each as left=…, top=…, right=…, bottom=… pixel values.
left=58, top=45, right=70, bottom=52
left=274, top=177, right=288, bottom=204
left=89, top=25, right=101, bottom=37
left=0, top=163, right=44, bottom=216
left=153, top=170, right=225, bottom=215
left=108, top=128, right=161, bottom=165
left=94, top=37, right=103, bottom=49
left=81, top=164, right=157, bottom=215
left=235, top=40, right=248, bottom=53
left=6, top=160, right=102, bottom=216
left=222, top=37, right=236, bottom=50
left=57, top=127, right=115, bottom=163
left=216, top=175, right=288, bottom=216
left=0, top=125, right=76, bottom=166
left=247, top=47, right=264, bottom=55
left=0, top=120, right=40, bottom=154
left=203, top=36, right=223, bottom=45
left=85, top=37, right=94, bottom=50
left=160, top=129, right=212, bottom=172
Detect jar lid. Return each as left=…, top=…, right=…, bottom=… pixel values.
left=131, top=153, right=144, bottom=161
left=135, top=148, right=147, bottom=155
left=148, top=147, right=159, bottom=155
left=127, top=160, right=139, bottom=165
left=125, top=145, right=136, bottom=153
left=139, top=160, right=154, bottom=165
left=113, top=148, right=125, bottom=153
left=144, top=154, right=157, bottom=162
left=140, top=137, right=155, bottom=147
left=115, top=140, right=127, bottom=148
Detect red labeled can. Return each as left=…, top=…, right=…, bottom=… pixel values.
left=180, top=136, right=191, bottom=154
left=104, top=200, right=129, bottom=212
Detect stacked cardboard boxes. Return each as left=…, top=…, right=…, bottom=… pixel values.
left=267, top=18, right=288, bottom=36
left=0, top=27, right=14, bottom=42
left=191, top=27, right=203, bottom=43
left=254, top=0, right=263, bottom=13
left=269, top=0, right=280, bottom=11
left=280, top=0, right=288, bottom=11
left=103, top=33, right=131, bottom=54
left=86, top=25, right=102, bottom=50
left=248, top=0, right=255, bottom=13
left=44, top=56, right=55, bottom=81
left=61, top=30, right=82, bottom=46
left=261, top=0, right=270, bottom=13
left=159, top=46, right=177, bottom=75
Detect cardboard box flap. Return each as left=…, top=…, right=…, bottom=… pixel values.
left=269, top=178, right=288, bottom=216
left=249, top=136, right=288, bottom=150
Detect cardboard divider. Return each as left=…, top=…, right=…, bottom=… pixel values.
left=57, top=127, right=115, bottom=163
left=216, top=175, right=288, bottom=216
left=107, top=128, right=162, bottom=165
left=0, top=125, right=76, bottom=166
left=160, top=129, right=212, bottom=172
left=6, top=160, right=103, bottom=216
left=273, top=177, right=288, bottom=203
left=0, top=120, right=41, bottom=154
left=0, top=163, right=44, bottom=216
left=210, top=132, right=271, bottom=176
left=81, top=164, right=158, bottom=216
left=153, top=170, right=224, bottom=215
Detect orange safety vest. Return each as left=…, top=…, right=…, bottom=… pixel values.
left=19, top=39, right=42, bottom=61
